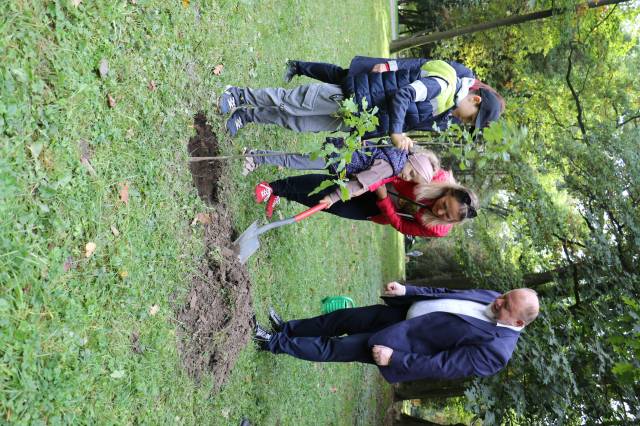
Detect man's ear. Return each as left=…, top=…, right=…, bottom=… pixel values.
left=515, top=319, right=525, bottom=327
left=472, top=95, right=482, bottom=105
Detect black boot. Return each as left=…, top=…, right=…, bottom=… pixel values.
left=268, top=307, right=285, bottom=332
left=283, top=60, right=299, bottom=83
left=253, top=322, right=273, bottom=351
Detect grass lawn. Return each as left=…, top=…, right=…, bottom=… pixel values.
left=1, top=0, right=403, bottom=424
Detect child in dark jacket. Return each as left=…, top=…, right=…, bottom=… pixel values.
left=250, top=139, right=479, bottom=238
left=218, top=56, right=505, bottom=151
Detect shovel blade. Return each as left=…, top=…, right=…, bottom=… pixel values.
left=231, top=220, right=261, bottom=264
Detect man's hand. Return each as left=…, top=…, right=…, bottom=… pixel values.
left=319, top=195, right=334, bottom=208
left=371, top=63, right=388, bottom=73
left=372, top=345, right=393, bottom=366
left=375, top=185, right=388, bottom=200
left=384, top=281, right=406, bottom=296
left=390, top=133, right=414, bottom=152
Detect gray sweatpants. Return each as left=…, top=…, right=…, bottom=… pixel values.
left=240, top=84, right=349, bottom=133
left=251, top=150, right=326, bottom=170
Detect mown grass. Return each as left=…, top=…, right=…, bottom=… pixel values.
left=1, top=0, right=401, bottom=425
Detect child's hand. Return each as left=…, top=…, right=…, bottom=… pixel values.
left=375, top=185, right=388, bottom=200
left=319, top=195, right=334, bottom=208
left=383, top=281, right=406, bottom=296
left=371, top=63, right=388, bottom=73
left=390, top=133, right=414, bottom=151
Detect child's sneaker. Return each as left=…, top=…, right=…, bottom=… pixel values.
left=217, top=86, right=245, bottom=115
left=242, top=147, right=257, bottom=176
left=265, top=195, right=280, bottom=219
left=255, top=182, right=273, bottom=203
left=226, top=109, right=249, bottom=137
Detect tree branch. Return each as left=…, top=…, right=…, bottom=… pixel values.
left=566, top=45, right=588, bottom=139
left=617, top=113, right=640, bottom=128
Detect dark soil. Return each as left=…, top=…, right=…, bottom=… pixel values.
left=187, top=112, right=223, bottom=204
left=175, top=112, right=253, bottom=390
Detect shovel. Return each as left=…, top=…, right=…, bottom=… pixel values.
left=232, top=203, right=328, bottom=264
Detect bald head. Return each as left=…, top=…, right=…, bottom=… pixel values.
left=510, top=288, right=540, bottom=325
left=490, top=288, right=540, bottom=327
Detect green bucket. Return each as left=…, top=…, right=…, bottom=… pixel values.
left=321, top=296, right=355, bottom=314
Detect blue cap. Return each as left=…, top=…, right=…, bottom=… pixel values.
left=475, top=87, right=504, bottom=129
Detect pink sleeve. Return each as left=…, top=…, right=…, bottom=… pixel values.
left=376, top=197, right=450, bottom=237
left=432, top=169, right=452, bottom=183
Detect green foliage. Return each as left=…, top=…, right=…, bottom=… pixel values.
left=404, top=1, right=640, bottom=424
left=308, top=97, right=380, bottom=201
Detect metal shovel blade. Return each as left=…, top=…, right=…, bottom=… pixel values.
left=231, top=203, right=325, bottom=264
left=231, top=220, right=261, bottom=265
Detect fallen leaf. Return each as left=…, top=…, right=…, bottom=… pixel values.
left=80, top=157, right=97, bottom=176
left=63, top=256, right=75, bottom=272
left=85, top=242, right=96, bottom=258
left=110, top=370, right=125, bottom=379
left=149, top=305, right=160, bottom=316
left=182, top=0, right=189, bottom=7
left=107, top=94, right=116, bottom=108
left=71, top=0, right=82, bottom=6
left=147, top=80, right=157, bottom=91
left=119, top=271, right=129, bottom=279
left=98, top=59, right=109, bottom=79
left=118, top=182, right=129, bottom=205
left=29, top=143, right=43, bottom=160
left=330, top=386, right=338, bottom=393
left=129, top=0, right=137, bottom=4
left=110, top=225, right=120, bottom=237
left=191, top=212, right=212, bottom=226
left=79, top=145, right=95, bottom=173
left=212, top=64, right=224, bottom=75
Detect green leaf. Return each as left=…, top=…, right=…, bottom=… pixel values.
left=308, top=179, right=335, bottom=196
left=340, top=186, right=350, bottom=201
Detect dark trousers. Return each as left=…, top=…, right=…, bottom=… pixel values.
left=296, top=61, right=349, bottom=85
left=268, top=305, right=407, bottom=363
left=270, top=174, right=381, bottom=220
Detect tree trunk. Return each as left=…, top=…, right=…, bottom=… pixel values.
left=394, top=378, right=470, bottom=401
left=408, top=264, right=583, bottom=290
left=390, top=0, right=628, bottom=52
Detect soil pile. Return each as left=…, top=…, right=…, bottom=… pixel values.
left=175, top=113, right=253, bottom=390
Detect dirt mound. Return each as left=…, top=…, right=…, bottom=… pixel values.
left=175, top=113, right=253, bottom=390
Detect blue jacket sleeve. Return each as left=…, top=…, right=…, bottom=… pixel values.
left=403, top=285, right=459, bottom=297
left=389, top=77, right=443, bottom=134
left=386, top=345, right=504, bottom=382
left=448, top=61, right=475, bottom=79
left=389, top=58, right=428, bottom=71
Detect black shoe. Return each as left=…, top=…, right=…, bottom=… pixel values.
left=268, top=306, right=285, bottom=332
left=283, top=60, right=299, bottom=83
left=253, top=322, right=273, bottom=350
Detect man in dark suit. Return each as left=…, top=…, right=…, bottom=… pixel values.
left=254, top=282, right=539, bottom=383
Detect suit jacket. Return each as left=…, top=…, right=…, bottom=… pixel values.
left=368, top=286, right=521, bottom=384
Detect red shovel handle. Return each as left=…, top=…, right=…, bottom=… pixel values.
left=294, top=203, right=328, bottom=222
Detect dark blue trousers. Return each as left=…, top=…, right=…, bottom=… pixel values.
left=267, top=304, right=407, bottom=364
left=295, top=61, right=348, bottom=85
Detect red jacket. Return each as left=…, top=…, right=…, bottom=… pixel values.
left=370, top=169, right=453, bottom=237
